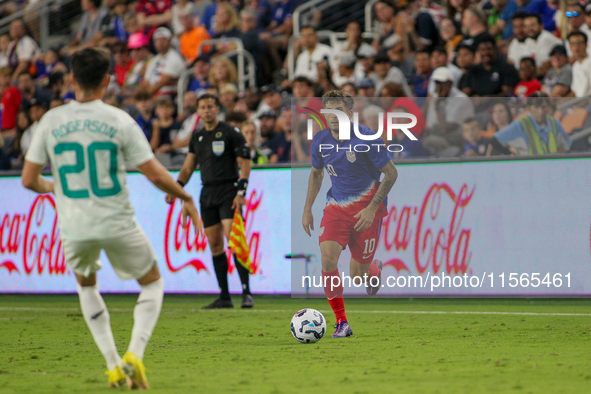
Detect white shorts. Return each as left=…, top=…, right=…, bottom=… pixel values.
left=63, top=227, right=157, bottom=281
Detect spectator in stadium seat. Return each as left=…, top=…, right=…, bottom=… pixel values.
left=259, top=85, right=284, bottom=117
left=341, top=83, right=358, bottom=98
left=524, top=13, right=561, bottom=76
left=18, top=72, right=51, bottom=111
left=96, top=0, right=129, bottom=47
left=124, top=32, right=152, bottom=97
left=241, top=121, right=269, bottom=165
left=189, top=54, right=212, bottom=96
left=225, top=111, right=248, bottom=128
left=439, top=17, right=464, bottom=60
left=7, top=19, right=39, bottom=83
left=370, top=52, right=413, bottom=97
left=568, top=31, right=591, bottom=97
left=336, top=21, right=373, bottom=60
left=488, top=0, right=510, bottom=40
left=489, top=92, right=570, bottom=155
left=0, top=67, right=22, bottom=133
left=141, top=27, right=185, bottom=97
left=542, top=45, right=573, bottom=97
left=424, top=67, right=474, bottom=156
left=565, top=3, right=591, bottom=57
left=213, top=2, right=240, bottom=40
left=354, top=44, right=377, bottom=81
left=409, top=0, right=441, bottom=52
left=208, top=56, right=238, bottom=90
left=136, top=0, right=173, bottom=39
left=428, top=46, right=462, bottom=94
left=65, top=0, right=109, bottom=55
left=526, top=0, right=558, bottom=32
left=179, top=10, right=211, bottom=64
left=170, top=91, right=201, bottom=164
left=150, top=97, right=183, bottom=153
left=411, top=50, right=432, bottom=98
left=292, top=76, right=322, bottom=114
left=9, top=110, right=31, bottom=169
left=387, top=106, right=427, bottom=159
left=34, top=48, right=67, bottom=81
left=380, top=82, right=426, bottom=138
left=455, top=43, right=475, bottom=76
left=332, top=53, right=358, bottom=88
left=499, top=0, right=531, bottom=40
left=20, top=101, right=46, bottom=156
left=585, top=3, right=591, bottom=31
left=200, top=0, right=221, bottom=34
left=507, top=12, right=532, bottom=67
left=372, top=0, right=401, bottom=50
left=219, top=83, right=239, bottom=115
left=258, top=110, right=279, bottom=162
left=459, top=7, right=494, bottom=52
left=462, top=117, right=489, bottom=156
left=171, top=0, right=198, bottom=37
left=293, top=26, right=334, bottom=83
left=50, top=98, right=64, bottom=109
left=460, top=37, right=520, bottom=97
left=259, top=0, right=294, bottom=72
left=514, top=57, right=541, bottom=97
left=112, top=41, right=135, bottom=88
left=133, top=90, right=155, bottom=140
left=485, top=102, right=513, bottom=137
left=0, top=34, right=10, bottom=69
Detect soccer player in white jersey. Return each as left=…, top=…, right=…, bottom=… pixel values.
left=21, top=48, right=203, bottom=389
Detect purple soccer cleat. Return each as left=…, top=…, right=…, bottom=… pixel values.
left=330, top=320, right=353, bottom=338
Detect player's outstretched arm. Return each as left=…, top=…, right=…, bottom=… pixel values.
left=302, top=167, right=324, bottom=237
left=165, top=153, right=198, bottom=204
left=354, top=160, right=398, bottom=232
left=138, top=157, right=203, bottom=235
left=22, top=161, right=54, bottom=194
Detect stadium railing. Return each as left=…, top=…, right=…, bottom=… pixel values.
left=293, top=0, right=367, bottom=37
left=0, top=0, right=80, bottom=52
left=176, top=38, right=256, bottom=112
left=364, top=0, right=379, bottom=34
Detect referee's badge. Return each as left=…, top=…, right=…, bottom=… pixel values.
left=213, top=141, right=225, bottom=156
left=215, top=131, right=223, bottom=138
left=346, top=151, right=356, bottom=163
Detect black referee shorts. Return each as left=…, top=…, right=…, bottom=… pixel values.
left=200, top=183, right=238, bottom=228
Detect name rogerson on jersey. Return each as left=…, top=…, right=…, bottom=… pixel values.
left=318, top=143, right=404, bottom=152
left=51, top=120, right=117, bottom=139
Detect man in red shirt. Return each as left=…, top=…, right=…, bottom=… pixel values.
left=0, top=66, right=22, bottom=132
left=112, top=41, right=136, bottom=87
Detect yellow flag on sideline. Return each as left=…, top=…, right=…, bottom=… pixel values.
left=228, top=209, right=254, bottom=274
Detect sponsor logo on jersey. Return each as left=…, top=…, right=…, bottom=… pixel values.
left=212, top=141, right=225, bottom=156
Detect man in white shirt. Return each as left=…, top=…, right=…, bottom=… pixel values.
left=507, top=12, right=534, bottom=67
left=6, top=19, right=39, bottom=82
left=568, top=31, right=591, bottom=97
left=524, top=13, right=561, bottom=76
left=293, top=26, right=334, bottom=82
left=142, top=27, right=186, bottom=97
left=21, top=48, right=201, bottom=389
left=564, top=3, right=591, bottom=56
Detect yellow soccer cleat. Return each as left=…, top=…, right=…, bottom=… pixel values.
left=121, top=351, right=149, bottom=389
left=105, top=365, right=126, bottom=388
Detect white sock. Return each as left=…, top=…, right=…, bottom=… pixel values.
left=77, top=283, right=121, bottom=370
left=127, top=277, right=164, bottom=360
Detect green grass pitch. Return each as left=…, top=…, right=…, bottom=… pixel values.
left=1, top=295, right=590, bottom=393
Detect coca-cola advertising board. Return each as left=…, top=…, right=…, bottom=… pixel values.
left=0, top=169, right=292, bottom=293
left=290, top=158, right=591, bottom=296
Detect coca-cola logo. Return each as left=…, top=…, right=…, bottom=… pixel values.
left=380, top=183, right=474, bottom=275
left=164, top=190, right=264, bottom=274
left=0, top=195, right=67, bottom=275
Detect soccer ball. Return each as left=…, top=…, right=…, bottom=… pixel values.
left=290, top=309, right=326, bottom=343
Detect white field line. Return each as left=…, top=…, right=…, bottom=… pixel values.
left=1, top=307, right=591, bottom=317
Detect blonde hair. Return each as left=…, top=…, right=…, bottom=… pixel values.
left=208, top=57, right=238, bottom=88
left=215, top=3, right=239, bottom=34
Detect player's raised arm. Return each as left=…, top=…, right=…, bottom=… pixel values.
left=354, top=160, right=398, bottom=232
left=137, top=157, right=203, bottom=235
left=302, top=166, right=324, bottom=237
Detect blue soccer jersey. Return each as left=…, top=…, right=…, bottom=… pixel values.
left=311, top=123, right=392, bottom=217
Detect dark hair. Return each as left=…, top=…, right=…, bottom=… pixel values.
left=293, top=76, right=314, bottom=87
left=18, top=71, right=32, bottom=79
left=322, top=90, right=354, bottom=111
left=511, top=11, right=528, bottom=21
left=567, top=3, right=584, bottom=12
left=520, top=56, right=536, bottom=68
left=456, top=43, right=475, bottom=54
left=340, top=82, right=358, bottom=95
left=134, top=90, right=152, bottom=102
left=415, top=49, right=431, bottom=57
left=491, top=101, right=513, bottom=126
left=155, top=97, right=174, bottom=108
left=524, top=13, right=542, bottom=24
left=462, top=116, right=479, bottom=125
left=380, top=82, right=406, bottom=98
left=225, top=111, right=248, bottom=124
left=376, top=0, right=395, bottom=9
left=70, top=48, right=111, bottom=90
left=527, top=91, right=552, bottom=108
left=111, top=40, right=128, bottom=54
left=477, top=35, right=497, bottom=50
left=568, top=30, right=588, bottom=44
left=90, top=0, right=102, bottom=8
left=431, top=46, right=447, bottom=56
left=197, top=93, right=221, bottom=108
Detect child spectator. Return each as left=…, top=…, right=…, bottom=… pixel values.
left=241, top=121, right=269, bottom=165
left=150, top=97, right=182, bottom=153
left=112, top=41, right=135, bottom=87
left=20, top=101, right=47, bottom=156
left=134, top=90, right=155, bottom=140
left=514, top=57, right=541, bottom=97
left=0, top=66, right=22, bottom=132
left=412, top=50, right=432, bottom=98
left=463, top=117, right=489, bottom=156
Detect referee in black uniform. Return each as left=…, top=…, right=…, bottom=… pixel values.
left=166, top=94, right=253, bottom=309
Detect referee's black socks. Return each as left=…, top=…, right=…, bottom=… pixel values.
left=234, top=254, right=251, bottom=295
left=212, top=253, right=230, bottom=301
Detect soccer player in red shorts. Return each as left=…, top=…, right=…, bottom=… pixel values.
left=302, top=90, right=398, bottom=338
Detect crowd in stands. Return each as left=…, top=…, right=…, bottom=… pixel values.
left=1, top=0, right=591, bottom=171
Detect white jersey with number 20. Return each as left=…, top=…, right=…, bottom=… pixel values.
left=25, top=100, right=155, bottom=241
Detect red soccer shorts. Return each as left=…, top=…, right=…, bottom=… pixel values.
left=319, top=204, right=386, bottom=264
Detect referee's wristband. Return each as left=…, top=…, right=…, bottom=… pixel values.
left=235, top=179, right=248, bottom=196
left=177, top=180, right=185, bottom=188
